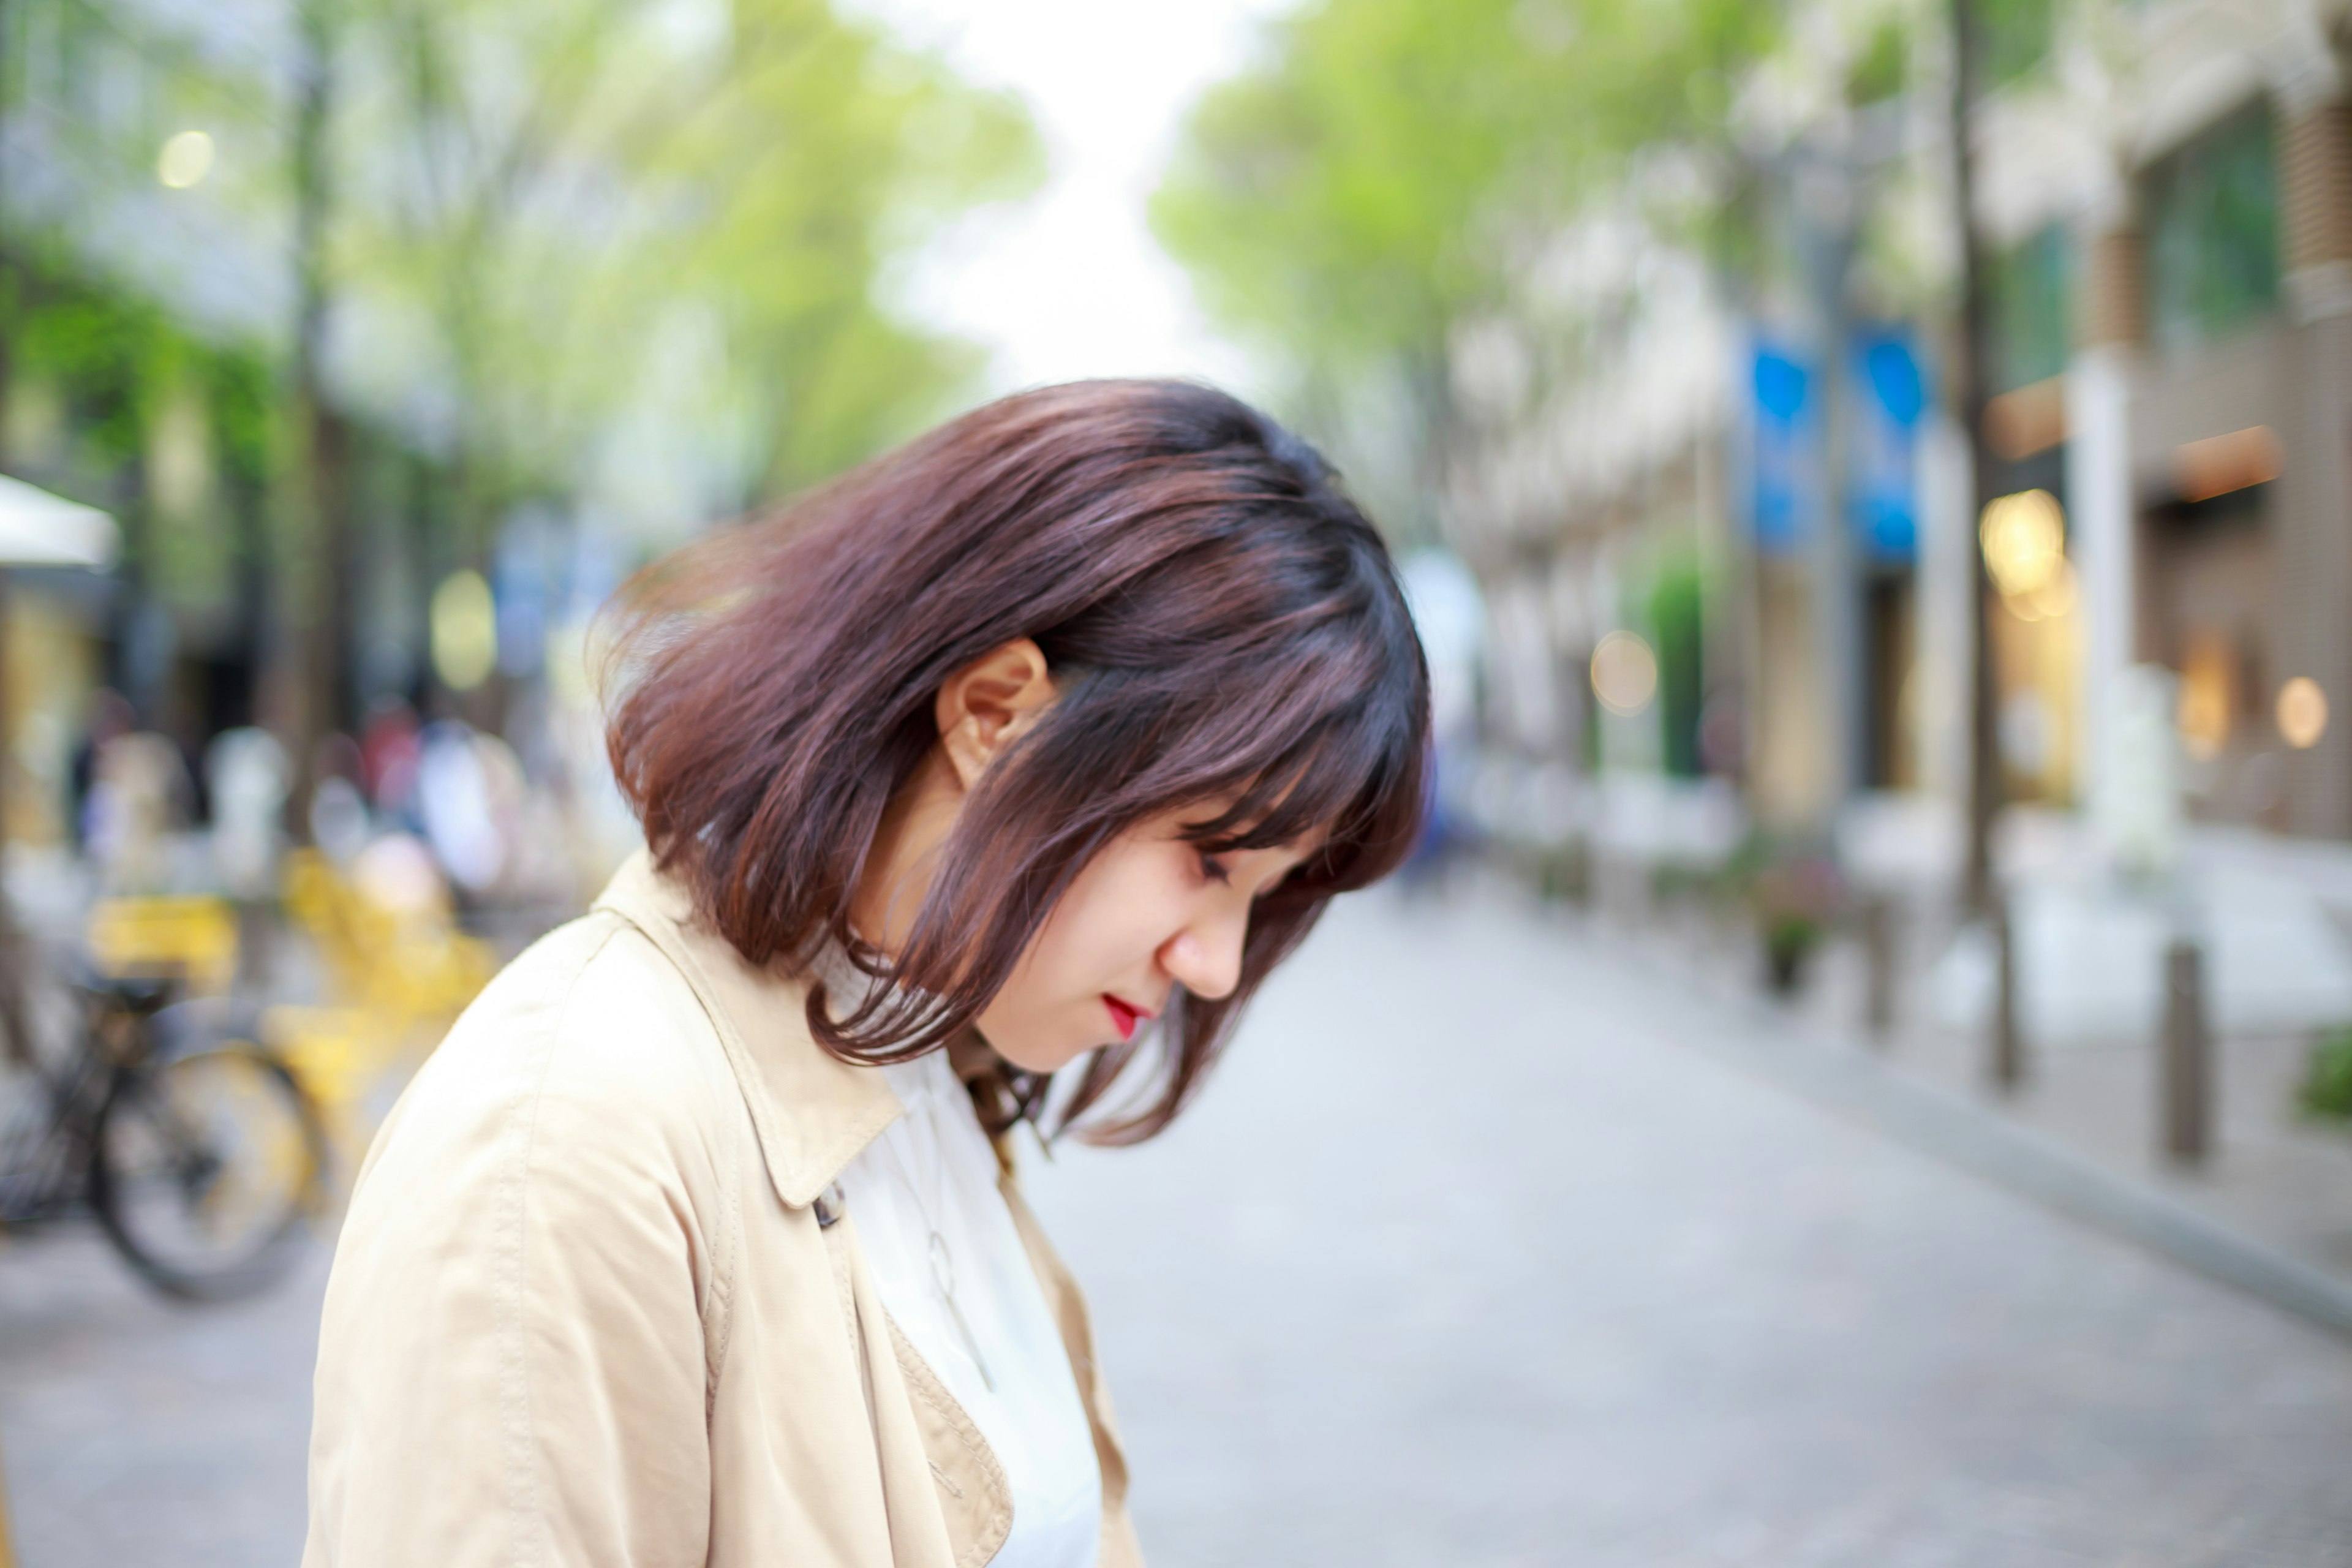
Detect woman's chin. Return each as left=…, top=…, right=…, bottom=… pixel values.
left=981, top=1024, right=1101, bottom=1077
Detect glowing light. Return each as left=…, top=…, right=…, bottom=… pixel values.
left=1979, top=489, right=2066, bottom=599
left=2015, top=558, right=2078, bottom=622
left=2278, top=677, right=2329, bottom=750
left=1590, top=630, right=1658, bottom=718
left=157, top=130, right=216, bottom=189
left=431, top=570, right=497, bottom=692
left=2176, top=635, right=2234, bottom=763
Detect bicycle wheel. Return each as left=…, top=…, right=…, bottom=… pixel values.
left=89, top=1031, right=326, bottom=1302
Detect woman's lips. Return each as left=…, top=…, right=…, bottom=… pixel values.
left=1103, top=995, right=1145, bottom=1041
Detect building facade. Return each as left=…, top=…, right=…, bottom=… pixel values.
left=1449, top=0, right=2352, bottom=856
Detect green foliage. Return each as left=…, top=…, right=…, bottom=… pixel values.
left=2301, top=1027, right=2352, bottom=1123
left=2146, top=99, right=2279, bottom=354
left=10, top=0, right=1038, bottom=556
left=198, top=352, right=279, bottom=496
left=1152, top=0, right=1779, bottom=514
left=4, top=254, right=284, bottom=608
left=1847, top=16, right=1908, bottom=107
left=1973, top=0, right=2053, bottom=91
left=1989, top=224, right=2071, bottom=391
left=335, top=0, right=1043, bottom=532
left=1647, top=556, right=1707, bottom=778
left=13, top=285, right=169, bottom=474
left=649, top=0, right=1044, bottom=497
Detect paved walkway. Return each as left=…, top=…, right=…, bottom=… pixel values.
left=4, top=880, right=2351, bottom=1565
left=0, top=1232, right=323, bottom=1566
left=1023, top=883, right=2352, bottom=1567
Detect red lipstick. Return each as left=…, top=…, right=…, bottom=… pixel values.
left=1103, top=996, right=1147, bottom=1041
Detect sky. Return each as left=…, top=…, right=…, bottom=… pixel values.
left=844, top=0, right=1289, bottom=399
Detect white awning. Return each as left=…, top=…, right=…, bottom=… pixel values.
left=0, top=474, right=118, bottom=568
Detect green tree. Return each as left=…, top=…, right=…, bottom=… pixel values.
left=338, top=0, right=1039, bottom=550
left=1152, top=0, right=1775, bottom=533
left=6, top=0, right=1039, bottom=812
left=652, top=0, right=1041, bottom=499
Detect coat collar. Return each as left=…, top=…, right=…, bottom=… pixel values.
left=592, top=849, right=903, bottom=1210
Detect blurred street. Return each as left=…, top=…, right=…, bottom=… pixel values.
left=7, top=878, right=2351, bottom=1567
left=9, top=0, right=2352, bottom=1560
left=1033, top=880, right=2352, bottom=1568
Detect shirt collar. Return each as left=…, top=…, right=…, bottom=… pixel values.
left=592, top=848, right=904, bottom=1210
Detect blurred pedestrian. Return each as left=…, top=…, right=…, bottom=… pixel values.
left=304, top=381, right=1432, bottom=1567
left=360, top=698, right=423, bottom=826
left=206, top=726, right=290, bottom=986
left=307, top=734, right=371, bottom=866
left=66, top=688, right=135, bottom=855
left=206, top=727, right=290, bottom=900
left=85, top=715, right=194, bottom=894
left=414, top=720, right=502, bottom=895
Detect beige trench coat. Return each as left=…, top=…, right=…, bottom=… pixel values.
left=304, top=851, right=1144, bottom=1567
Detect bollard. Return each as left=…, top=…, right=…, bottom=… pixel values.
left=2162, top=937, right=2211, bottom=1164
left=1989, top=893, right=2023, bottom=1091
left=1860, top=893, right=1897, bottom=1044
left=0, top=921, right=29, bottom=1071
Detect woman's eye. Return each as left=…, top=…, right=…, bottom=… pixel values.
left=1196, top=850, right=1232, bottom=886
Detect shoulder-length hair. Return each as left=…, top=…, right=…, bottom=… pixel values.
left=598, top=379, right=1430, bottom=1142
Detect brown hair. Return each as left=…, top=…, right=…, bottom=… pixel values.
left=598, top=379, right=1429, bottom=1141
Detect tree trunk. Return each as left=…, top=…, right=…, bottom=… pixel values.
left=1948, top=0, right=2003, bottom=917
left=0, top=0, right=34, bottom=1068
left=282, top=0, right=350, bottom=839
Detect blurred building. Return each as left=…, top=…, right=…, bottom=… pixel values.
left=1448, top=0, right=2352, bottom=857
left=1996, top=0, right=2352, bottom=839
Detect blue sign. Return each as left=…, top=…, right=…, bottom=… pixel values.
left=1751, top=342, right=1815, bottom=556
left=1848, top=330, right=1926, bottom=564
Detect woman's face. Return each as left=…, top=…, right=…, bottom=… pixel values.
left=974, top=808, right=1314, bottom=1074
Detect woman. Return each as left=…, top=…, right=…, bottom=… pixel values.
left=304, top=379, right=1430, bottom=1567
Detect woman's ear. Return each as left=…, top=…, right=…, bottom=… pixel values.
left=937, top=638, right=1056, bottom=791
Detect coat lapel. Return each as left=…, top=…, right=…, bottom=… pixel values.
left=592, top=850, right=902, bottom=1209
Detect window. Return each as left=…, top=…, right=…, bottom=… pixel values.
left=1990, top=225, right=2070, bottom=392
left=2145, top=101, right=2280, bottom=352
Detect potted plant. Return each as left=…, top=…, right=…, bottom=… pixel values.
left=1724, top=834, right=1844, bottom=995
left=2297, top=1025, right=2352, bottom=1126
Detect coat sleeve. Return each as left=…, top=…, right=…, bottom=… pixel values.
left=304, top=927, right=723, bottom=1567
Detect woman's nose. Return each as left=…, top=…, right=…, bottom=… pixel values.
left=1163, top=911, right=1246, bottom=1001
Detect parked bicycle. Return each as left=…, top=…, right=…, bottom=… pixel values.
left=0, top=959, right=327, bottom=1302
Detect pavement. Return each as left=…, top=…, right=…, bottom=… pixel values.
left=0, top=1232, right=323, bottom=1566
left=5, top=877, right=2352, bottom=1566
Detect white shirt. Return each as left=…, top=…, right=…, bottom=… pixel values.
left=839, top=1047, right=1102, bottom=1568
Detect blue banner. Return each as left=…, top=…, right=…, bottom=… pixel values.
left=1848, top=330, right=1925, bottom=565
left=1750, top=342, right=1815, bottom=556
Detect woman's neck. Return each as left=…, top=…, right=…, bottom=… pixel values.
left=849, top=746, right=963, bottom=957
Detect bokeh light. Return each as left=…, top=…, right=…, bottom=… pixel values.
left=2278, top=676, right=2329, bottom=750
left=2177, top=635, right=2233, bottom=762
left=1979, top=489, right=2065, bottom=600
left=1591, top=630, right=1659, bottom=718
left=157, top=130, right=216, bottom=189
left=2026, top=558, right=2078, bottom=620
left=430, top=570, right=497, bottom=692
